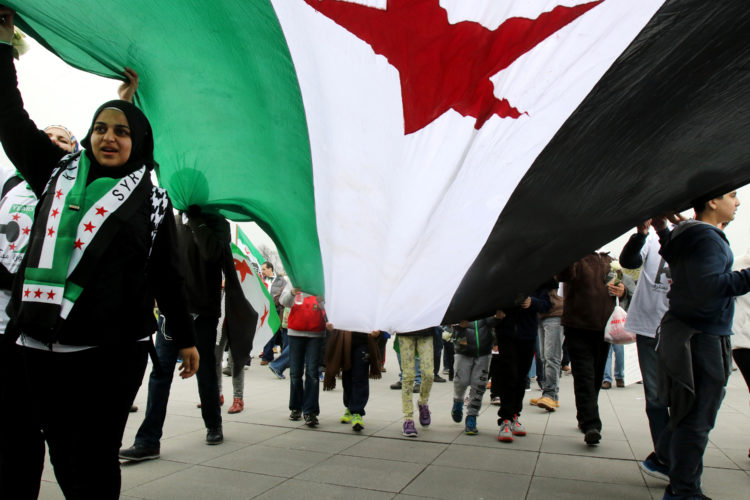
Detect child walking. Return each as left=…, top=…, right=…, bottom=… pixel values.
left=397, top=328, right=435, bottom=437
left=323, top=328, right=382, bottom=432
left=446, top=316, right=498, bottom=434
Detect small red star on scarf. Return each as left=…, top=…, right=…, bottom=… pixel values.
left=34, top=289, right=43, bottom=298
left=47, top=290, right=56, bottom=300
left=74, top=239, right=84, bottom=250
left=95, top=206, right=108, bottom=216
left=47, top=227, right=55, bottom=237
left=83, top=222, right=96, bottom=232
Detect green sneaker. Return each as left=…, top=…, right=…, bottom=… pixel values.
left=351, top=413, right=364, bottom=432
left=340, top=409, right=353, bottom=424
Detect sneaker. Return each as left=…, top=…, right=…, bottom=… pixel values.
left=451, top=399, right=463, bottom=423
left=616, top=378, right=625, bottom=388
left=304, top=414, right=319, bottom=427
left=289, top=409, right=302, bottom=421
left=418, top=402, right=431, bottom=426
left=491, top=396, right=501, bottom=406
left=536, top=397, right=559, bottom=412
left=584, top=428, right=601, bottom=446
left=412, top=383, right=421, bottom=394
left=259, top=360, right=270, bottom=366
left=601, top=380, right=612, bottom=390
left=119, top=445, right=160, bottom=462
left=390, top=380, right=402, bottom=390
left=402, top=419, right=418, bottom=437
left=433, top=374, right=447, bottom=383
left=497, top=420, right=513, bottom=442
left=510, top=415, right=526, bottom=436
left=227, top=397, right=244, bottom=414
left=206, top=427, right=223, bottom=445
left=639, top=452, right=669, bottom=481
left=442, top=368, right=450, bottom=375
left=268, top=365, right=285, bottom=379
left=340, top=409, right=353, bottom=424
left=465, top=415, right=478, bottom=435
left=351, top=413, right=364, bottom=432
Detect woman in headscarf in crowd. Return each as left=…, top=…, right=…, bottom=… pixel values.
left=0, top=8, right=199, bottom=499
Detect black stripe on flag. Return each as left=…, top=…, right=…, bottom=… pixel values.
left=443, top=0, right=750, bottom=323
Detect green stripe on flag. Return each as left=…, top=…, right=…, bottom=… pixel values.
left=8, top=0, right=325, bottom=296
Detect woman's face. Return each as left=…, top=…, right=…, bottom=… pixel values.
left=45, top=127, right=75, bottom=153
left=90, top=108, right=132, bottom=167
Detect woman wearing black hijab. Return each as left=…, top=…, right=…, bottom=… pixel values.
left=0, top=8, right=199, bottom=498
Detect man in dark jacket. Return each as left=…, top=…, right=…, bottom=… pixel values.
left=654, top=190, right=750, bottom=499
left=558, top=252, right=625, bottom=446
left=495, top=287, right=551, bottom=443
left=120, top=209, right=230, bottom=461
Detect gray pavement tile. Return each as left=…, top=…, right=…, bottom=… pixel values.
left=238, top=410, right=310, bottom=429
left=156, top=432, right=252, bottom=464
left=527, top=476, right=652, bottom=500
left=203, top=444, right=330, bottom=477
left=720, top=447, right=750, bottom=471
left=340, top=436, right=447, bottom=464
left=120, top=458, right=193, bottom=490
left=253, top=478, right=394, bottom=500
left=701, top=466, right=750, bottom=500
left=533, top=454, right=645, bottom=486
left=37, top=480, right=65, bottom=500
left=401, top=464, right=530, bottom=500
left=454, top=429, right=544, bottom=451
left=296, top=454, right=425, bottom=492
left=215, top=421, right=294, bottom=444
left=262, top=428, right=366, bottom=453
left=125, top=465, right=283, bottom=500
left=124, top=412, right=205, bottom=442
left=433, top=443, right=538, bottom=475
left=373, top=420, right=463, bottom=443
left=540, top=433, right=635, bottom=460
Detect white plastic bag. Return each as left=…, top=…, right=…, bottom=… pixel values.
left=604, top=298, right=636, bottom=344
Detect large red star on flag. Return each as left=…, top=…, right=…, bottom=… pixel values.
left=83, top=221, right=96, bottom=232
left=233, top=258, right=253, bottom=283
left=95, top=206, right=108, bottom=216
left=74, top=239, right=84, bottom=249
left=47, top=227, right=55, bottom=237
left=304, top=0, right=603, bottom=133
left=34, top=289, right=43, bottom=298
left=11, top=213, right=19, bottom=221
left=260, top=305, right=269, bottom=328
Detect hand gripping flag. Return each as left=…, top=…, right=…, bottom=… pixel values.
left=7, top=0, right=750, bottom=332
left=231, top=242, right=280, bottom=355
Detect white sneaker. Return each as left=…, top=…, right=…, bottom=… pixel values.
left=510, top=415, right=526, bottom=436
left=497, top=420, right=513, bottom=442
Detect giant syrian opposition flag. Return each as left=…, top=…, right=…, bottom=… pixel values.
left=7, top=1, right=750, bottom=332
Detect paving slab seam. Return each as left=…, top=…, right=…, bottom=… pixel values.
left=523, top=408, right=551, bottom=499
left=607, top=389, right=650, bottom=491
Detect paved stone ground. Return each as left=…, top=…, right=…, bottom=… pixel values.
left=39, top=340, right=749, bottom=499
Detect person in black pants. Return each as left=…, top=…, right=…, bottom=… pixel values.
left=558, top=252, right=625, bottom=446
left=495, top=287, right=551, bottom=443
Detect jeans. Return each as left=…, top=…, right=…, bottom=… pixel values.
left=269, top=344, right=290, bottom=374
left=656, top=334, right=731, bottom=498
left=442, top=339, right=455, bottom=376
left=136, top=315, right=221, bottom=449
left=603, top=343, right=625, bottom=383
left=565, top=327, right=610, bottom=432
left=637, top=334, right=669, bottom=449
left=342, top=343, right=370, bottom=415
left=433, top=328, right=443, bottom=375
left=498, top=336, right=536, bottom=421
left=288, top=335, right=324, bottom=415
left=261, top=328, right=288, bottom=362
left=540, top=317, right=564, bottom=400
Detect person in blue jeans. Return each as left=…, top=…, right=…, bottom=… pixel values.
left=282, top=287, right=327, bottom=427
left=389, top=340, right=422, bottom=390
left=602, top=343, right=625, bottom=388
left=268, top=343, right=290, bottom=379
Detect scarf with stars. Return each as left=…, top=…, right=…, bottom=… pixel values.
left=17, top=151, right=150, bottom=329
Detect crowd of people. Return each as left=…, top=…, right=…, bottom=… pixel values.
left=0, top=7, right=749, bottom=500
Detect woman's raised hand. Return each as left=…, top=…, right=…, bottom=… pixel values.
left=117, top=67, right=139, bottom=102
left=0, top=6, right=14, bottom=44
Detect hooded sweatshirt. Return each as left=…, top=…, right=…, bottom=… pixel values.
left=659, top=220, right=750, bottom=335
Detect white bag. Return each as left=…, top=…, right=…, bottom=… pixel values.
left=604, top=298, right=635, bottom=344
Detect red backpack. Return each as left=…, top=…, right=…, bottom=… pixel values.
left=287, top=295, right=326, bottom=332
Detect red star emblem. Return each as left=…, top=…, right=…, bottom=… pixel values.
left=47, top=290, right=56, bottom=300
left=55, top=189, right=63, bottom=199
left=233, top=258, right=253, bottom=283
left=11, top=213, right=19, bottom=221
left=51, top=208, right=60, bottom=218
left=74, top=239, right=84, bottom=249
left=83, top=222, right=96, bottom=233
left=8, top=243, right=15, bottom=251
left=23, top=289, right=30, bottom=297
left=22, top=227, right=30, bottom=235
left=304, top=0, right=603, bottom=133
left=34, top=289, right=43, bottom=298
left=47, top=227, right=55, bottom=237
left=95, top=206, right=108, bottom=216
left=260, top=305, right=269, bottom=328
